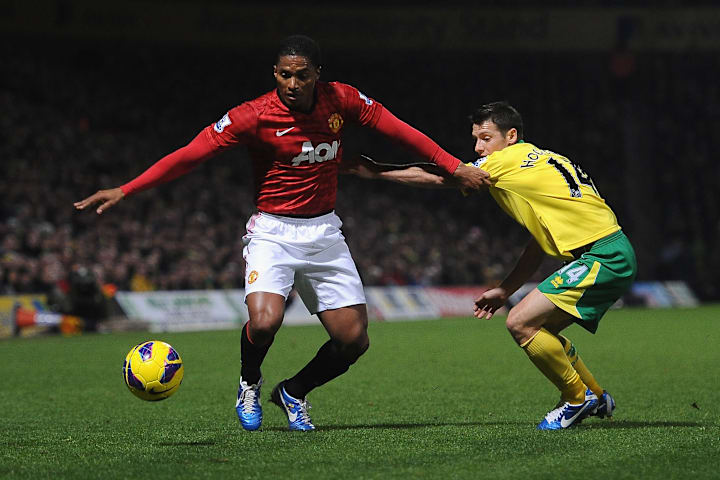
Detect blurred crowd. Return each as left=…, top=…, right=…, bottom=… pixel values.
left=1, top=42, right=718, bottom=300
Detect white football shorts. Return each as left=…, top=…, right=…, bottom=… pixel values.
left=242, top=211, right=366, bottom=314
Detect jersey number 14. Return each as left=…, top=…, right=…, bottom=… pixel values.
left=547, top=157, right=599, bottom=198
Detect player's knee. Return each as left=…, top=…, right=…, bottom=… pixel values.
left=340, top=341, right=368, bottom=364
left=505, top=309, right=520, bottom=334
left=335, top=329, right=369, bottom=363
left=505, top=308, right=529, bottom=343
left=247, top=311, right=282, bottom=345
left=248, top=323, right=276, bottom=346
left=353, top=333, right=370, bottom=360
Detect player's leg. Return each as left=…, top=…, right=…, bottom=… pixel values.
left=551, top=329, right=617, bottom=418
left=286, top=237, right=369, bottom=398
left=270, top=304, right=368, bottom=432
left=535, top=231, right=638, bottom=422
left=506, top=290, right=596, bottom=430
left=242, top=292, right=286, bottom=383
left=284, top=304, right=369, bottom=399
left=507, top=289, right=586, bottom=405
left=553, top=332, right=603, bottom=398
left=235, top=292, right=287, bottom=431
left=236, top=214, right=298, bottom=430
left=550, top=327, right=614, bottom=419
left=269, top=214, right=368, bottom=430
left=539, top=260, right=603, bottom=398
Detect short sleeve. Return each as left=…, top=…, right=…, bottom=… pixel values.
left=469, top=153, right=505, bottom=180
left=335, top=82, right=383, bottom=127
left=204, top=102, right=258, bottom=149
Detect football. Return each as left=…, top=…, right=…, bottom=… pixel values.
left=123, top=340, right=184, bottom=401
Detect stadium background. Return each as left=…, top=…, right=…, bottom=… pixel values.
left=1, top=1, right=718, bottom=333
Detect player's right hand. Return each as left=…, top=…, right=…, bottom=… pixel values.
left=453, top=163, right=491, bottom=190
left=473, top=287, right=508, bottom=319
left=74, top=187, right=125, bottom=215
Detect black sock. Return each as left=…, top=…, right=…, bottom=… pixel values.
left=284, top=340, right=354, bottom=399
left=240, top=322, right=272, bottom=385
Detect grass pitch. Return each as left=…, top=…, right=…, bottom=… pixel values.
left=1, top=306, right=719, bottom=479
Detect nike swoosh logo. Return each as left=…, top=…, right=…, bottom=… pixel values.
left=149, top=386, right=174, bottom=394
left=560, top=403, right=589, bottom=428
left=276, top=127, right=295, bottom=136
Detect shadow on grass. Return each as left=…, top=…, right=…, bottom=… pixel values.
left=158, top=440, right=217, bottom=446
left=259, top=419, right=706, bottom=432
left=259, top=421, right=518, bottom=432
left=580, top=420, right=705, bottom=429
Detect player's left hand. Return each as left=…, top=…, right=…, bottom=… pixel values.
left=473, top=287, right=508, bottom=319
left=74, top=187, right=125, bottom=215
left=453, top=163, right=491, bottom=190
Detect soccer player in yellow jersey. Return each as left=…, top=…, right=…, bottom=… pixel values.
left=347, top=101, right=637, bottom=430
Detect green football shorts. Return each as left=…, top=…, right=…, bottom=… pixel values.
left=537, top=230, right=637, bottom=333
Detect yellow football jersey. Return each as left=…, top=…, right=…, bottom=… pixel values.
left=470, top=142, right=620, bottom=260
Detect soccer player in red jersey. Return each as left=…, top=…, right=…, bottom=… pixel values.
left=75, top=35, right=489, bottom=431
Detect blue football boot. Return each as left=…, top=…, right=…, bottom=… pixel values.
left=270, top=381, right=315, bottom=431
left=584, top=388, right=599, bottom=414
left=585, top=388, right=616, bottom=419
left=537, top=400, right=593, bottom=430
left=235, top=377, right=263, bottom=431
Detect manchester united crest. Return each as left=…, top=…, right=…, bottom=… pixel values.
left=248, top=270, right=259, bottom=284
left=328, top=113, right=343, bottom=133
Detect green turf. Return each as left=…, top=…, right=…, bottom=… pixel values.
left=1, top=306, right=719, bottom=479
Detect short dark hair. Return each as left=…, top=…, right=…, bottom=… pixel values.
left=276, top=35, right=322, bottom=68
left=471, top=101, right=524, bottom=140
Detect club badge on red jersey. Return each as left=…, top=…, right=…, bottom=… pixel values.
left=328, top=113, right=343, bottom=133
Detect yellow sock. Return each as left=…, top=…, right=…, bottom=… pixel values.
left=522, top=328, right=586, bottom=404
left=558, top=334, right=603, bottom=398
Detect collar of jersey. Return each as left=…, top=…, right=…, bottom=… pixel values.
left=274, top=87, right=319, bottom=115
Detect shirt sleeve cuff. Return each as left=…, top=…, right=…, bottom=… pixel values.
left=432, top=149, right=461, bottom=174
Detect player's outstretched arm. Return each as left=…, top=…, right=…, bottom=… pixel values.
left=473, top=238, right=545, bottom=319
left=74, top=130, right=218, bottom=215
left=343, top=155, right=456, bottom=188
left=371, top=108, right=490, bottom=189
left=375, top=166, right=452, bottom=188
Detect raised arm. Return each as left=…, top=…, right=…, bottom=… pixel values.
left=74, top=130, right=218, bottom=215
left=371, top=108, right=490, bottom=189
left=75, top=103, right=257, bottom=215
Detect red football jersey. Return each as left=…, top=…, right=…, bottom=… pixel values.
left=120, top=81, right=460, bottom=210
left=204, top=81, right=382, bottom=216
